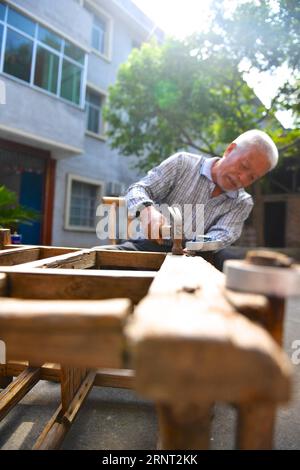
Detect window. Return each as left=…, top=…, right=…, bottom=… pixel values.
left=64, top=40, right=85, bottom=64
left=65, top=175, right=103, bottom=230
left=85, top=2, right=112, bottom=59
left=61, top=60, right=82, bottom=105
left=0, top=2, right=5, bottom=21
left=4, top=29, right=33, bottom=82
left=86, top=88, right=105, bottom=135
left=7, top=8, right=35, bottom=36
left=92, top=15, right=106, bottom=55
left=0, top=5, right=86, bottom=106
left=34, top=46, right=59, bottom=94
left=38, top=25, right=62, bottom=52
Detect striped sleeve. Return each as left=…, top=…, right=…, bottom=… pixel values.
left=206, top=197, right=254, bottom=248
left=125, top=153, right=183, bottom=215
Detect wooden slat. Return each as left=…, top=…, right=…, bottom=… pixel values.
left=94, top=369, right=135, bottom=389
left=96, top=249, right=166, bottom=271
left=0, top=247, right=40, bottom=266
left=0, top=299, right=132, bottom=368
left=10, top=249, right=96, bottom=270
left=3, top=270, right=154, bottom=304
left=34, top=371, right=95, bottom=450
left=0, top=367, right=40, bottom=421
left=3, top=362, right=135, bottom=389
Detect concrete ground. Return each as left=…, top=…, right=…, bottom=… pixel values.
left=0, top=297, right=300, bottom=450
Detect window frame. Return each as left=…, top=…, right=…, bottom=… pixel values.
left=85, top=83, right=107, bottom=139
left=85, top=0, right=113, bottom=62
left=0, top=3, right=87, bottom=109
left=64, top=173, right=104, bottom=232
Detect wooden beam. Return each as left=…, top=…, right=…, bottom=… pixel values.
left=10, top=249, right=97, bottom=270
left=4, top=362, right=135, bottom=389
left=0, top=299, right=132, bottom=368
left=94, top=369, right=135, bottom=389
left=96, top=249, right=166, bottom=271
left=0, top=247, right=40, bottom=266
left=126, top=256, right=292, bottom=449
left=2, top=270, right=154, bottom=304
left=0, top=367, right=40, bottom=421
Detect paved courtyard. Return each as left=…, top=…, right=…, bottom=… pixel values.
left=0, top=297, right=300, bottom=450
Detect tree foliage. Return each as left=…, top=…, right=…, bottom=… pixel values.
left=105, top=0, right=299, bottom=171
left=105, top=39, right=277, bottom=171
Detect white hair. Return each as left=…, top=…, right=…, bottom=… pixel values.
left=234, top=130, right=279, bottom=170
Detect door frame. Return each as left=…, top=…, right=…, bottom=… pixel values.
left=0, top=138, right=55, bottom=245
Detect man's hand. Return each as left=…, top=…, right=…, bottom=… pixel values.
left=139, top=206, right=169, bottom=244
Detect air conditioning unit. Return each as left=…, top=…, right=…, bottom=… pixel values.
left=106, top=181, right=126, bottom=196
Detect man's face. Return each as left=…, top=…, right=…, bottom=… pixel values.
left=212, top=143, right=271, bottom=191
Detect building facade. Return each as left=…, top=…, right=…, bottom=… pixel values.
left=0, top=0, right=162, bottom=247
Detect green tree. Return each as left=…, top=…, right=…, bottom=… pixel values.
left=0, top=185, right=39, bottom=227
left=105, top=39, right=279, bottom=171
left=201, top=0, right=300, bottom=135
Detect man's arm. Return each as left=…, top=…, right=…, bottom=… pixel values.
left=125, top=153, right=183, bottom=216
left=125, top=153, right=183, bottom=242
left=205, top=197, right=254, bottom=249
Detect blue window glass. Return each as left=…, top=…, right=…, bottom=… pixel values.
left=64, top=40, right=85, bottom=64
left=7, top=8, right=35, bottom=37
left=38, top=25, right=62, bottom=51
left=0, top=1, right=6, bottom=21
left=60, top=60, right=81, bottom=105
left=34, top=46, right=59, bottom=94
left=4, top=28, right=33, bottom=82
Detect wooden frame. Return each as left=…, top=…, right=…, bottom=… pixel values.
left=0, top=246, right=293, bottom=450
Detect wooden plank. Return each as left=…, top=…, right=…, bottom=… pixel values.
left=4, top=362, right=135, bottom=389
left=0, top=367, right=40, bottom=421
left=4, top=270, right=154, bottom=303
left=0, top=247, right=40, bottom=266
left=96, top=249, right=166, bottom=271
left=39, top=247, right=80, bottom=258
left=10, top=249, right=96, bottom=270
left=0, top=299, right=132, bottom=368
left=94, top=369, right=135, bottom=389
left=34, top=371, right=95, bottom=450
left=236, top=403, right=276, bottom=449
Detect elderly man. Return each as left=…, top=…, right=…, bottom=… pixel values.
left=107, top=130, right=278, bottom=257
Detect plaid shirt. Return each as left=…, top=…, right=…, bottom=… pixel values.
left=125, top=152, right=254, bottom=248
